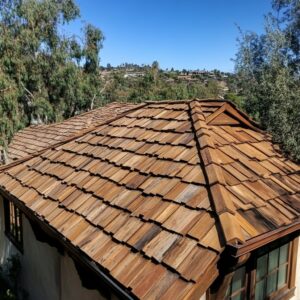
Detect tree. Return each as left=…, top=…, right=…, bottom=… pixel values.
left=235, top=0, right=300, bottom=161
left=0, top=0, right=104, bottom=147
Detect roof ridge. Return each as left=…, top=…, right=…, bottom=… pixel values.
left=45, top=102, right=136, bottom=128
left=189, top=100, right=245, bottom=245
left=145, top=98, right=223, bottom=105
left=0, top=103, right=146, bottom=173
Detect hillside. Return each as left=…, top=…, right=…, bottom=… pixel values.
left=98, top=64, right=235, bottom=104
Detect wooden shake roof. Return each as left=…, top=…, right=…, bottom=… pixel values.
left=7, top=102, right=137, bottom=161
left=0, top=99, right=299, bottom=299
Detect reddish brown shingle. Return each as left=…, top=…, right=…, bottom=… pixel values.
left=6, top=102, right=137, bottom=162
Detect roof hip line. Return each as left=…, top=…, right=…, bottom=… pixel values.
left=188, top=100, right=245, bottom=245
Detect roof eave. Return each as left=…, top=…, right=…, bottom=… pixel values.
left=0, top=188, right=135, bottom=300
left=228, top=219, right=300, bottom=258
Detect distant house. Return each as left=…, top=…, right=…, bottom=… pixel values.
left=124, top=72, right=145, bottom=78
left=0, top=99, right=299, bottom=300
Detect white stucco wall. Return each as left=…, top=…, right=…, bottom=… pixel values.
left=60, top=254, right=105, bottom=300
left=0, top=196, right=108, bottom=300
left=21, top=215, right=63, bottom=300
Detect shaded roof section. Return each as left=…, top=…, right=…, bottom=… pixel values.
left=0, top=99, right=299, bottom=299
left=7, top=102, right=137, bottom=162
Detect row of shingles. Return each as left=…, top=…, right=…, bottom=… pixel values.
left=0, top=151, right=198, bottom=300
left=8, top=126, right=56, bottom=160
left=206, top=121, right=300, bottom=238
left=7, top=103, right=136, bottom=161
left=20, top=103, right=218, bottom=298
left=7, top=113, right=91, bottom=161
left=211, top=125, right=299, bottom=181
left=189, top=100, right=246, bottom=245
left=8, top=104, right=96, bottom=161
left=209, top=125, right=300, bottom=200
left=89, top=103, right=138, bottom=125
left=210, top=125, right=300, bottom=218
left=8, top=120, right=78, bottom=157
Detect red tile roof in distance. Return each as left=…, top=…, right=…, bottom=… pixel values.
left=0, top=99, right=299, bottom=299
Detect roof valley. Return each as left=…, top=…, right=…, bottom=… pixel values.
left=189, top=100, right=244, bottom=245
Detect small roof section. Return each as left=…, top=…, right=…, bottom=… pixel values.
left=7, top=102, right=137, bottom=162
left=0, top=99, right=299, bottom=299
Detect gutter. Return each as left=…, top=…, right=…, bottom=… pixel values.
left=228, top=219, right=300, bottom=258
left=0, top=189, right=135, bottom=300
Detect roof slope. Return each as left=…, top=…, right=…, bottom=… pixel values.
left=7, top=102, right=137, bottom=161
left=0, top=99, right=299, bottom=299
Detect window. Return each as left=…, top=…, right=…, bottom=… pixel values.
left=225, top=266, right=247, bottom=300
left=213, top=239, right=298, bottom=300
left=254, top=243, right=290, bottom=299
left=4, top=198, right=23, bottom=251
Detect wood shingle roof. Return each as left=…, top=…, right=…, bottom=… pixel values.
left=7, top=102, right=137, bottom=161
left=0, top=99, right=299, bottom=299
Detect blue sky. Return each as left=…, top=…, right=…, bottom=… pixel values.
left=65, top=0, right=271, bottom=72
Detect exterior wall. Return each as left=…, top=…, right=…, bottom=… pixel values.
left=21, top=215, right=63, bottom=300
left=0, top=196, right=108, bottom=300
left=60, top=255, right=105, bottom=300
left=291, top=237, right=300, bottom=300
left=200, top=293, right=206, bottom=300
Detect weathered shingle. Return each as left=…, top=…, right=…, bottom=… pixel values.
left=7, top=102, right=137, bottom=162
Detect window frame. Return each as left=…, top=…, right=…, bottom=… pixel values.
left=3, top=197, right=23, bottom=252
left=248, top=241, right=294, bottom=300
left=208, top=237, right=298, bottom=300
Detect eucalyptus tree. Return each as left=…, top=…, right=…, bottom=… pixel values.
left=235, top=0, right=300, bottom=161
left=0, top=0, right=104, bottom=148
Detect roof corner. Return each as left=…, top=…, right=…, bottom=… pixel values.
left=188, top=100, right=245, bottom=245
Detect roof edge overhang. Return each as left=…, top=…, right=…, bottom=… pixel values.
left=0, top=189, right=135, bottom=300
left=228, top=219, right=300, bottom=258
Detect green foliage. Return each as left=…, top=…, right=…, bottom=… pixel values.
left=235, top=0, right=300, bottom=161
left=0, top=0, right=104, bottom=146
left=224, top=92, right=244, bottom=108
left=102, top=64, right=221, bottom=104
